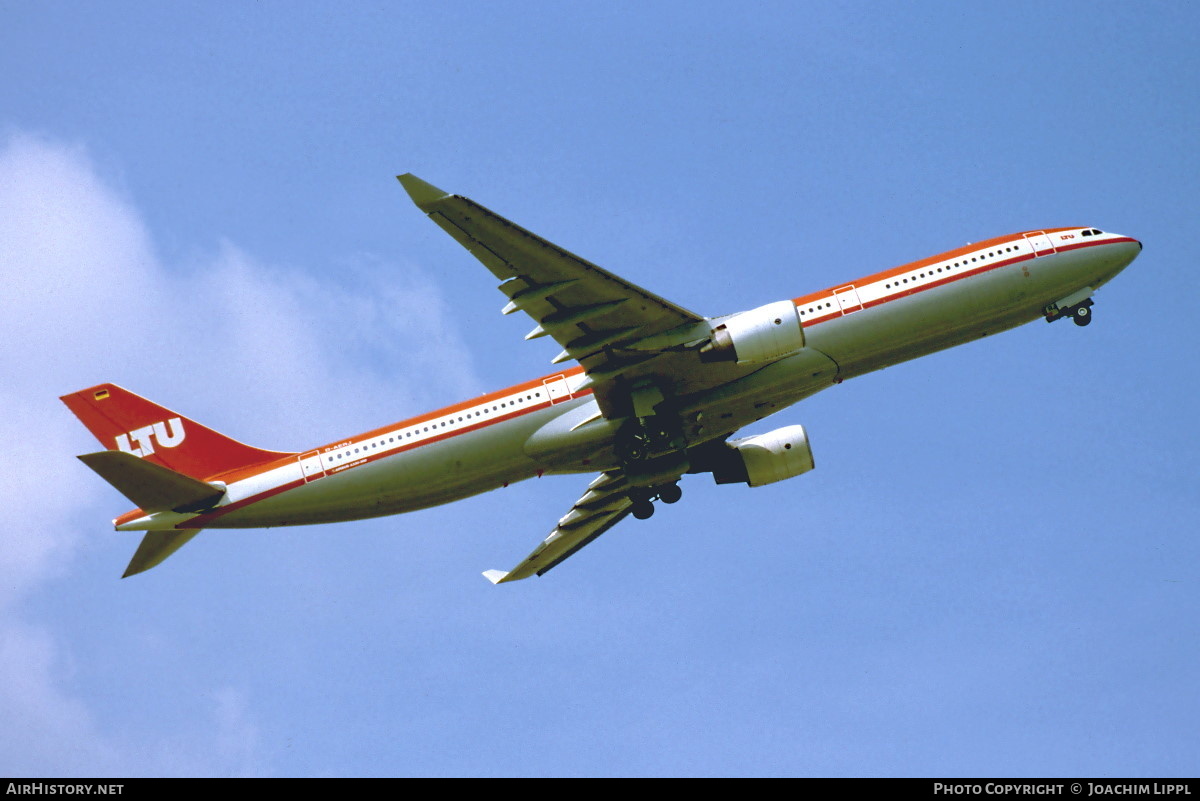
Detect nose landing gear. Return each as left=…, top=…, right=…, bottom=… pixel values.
left=1044, top=297, right=1094, bottom=326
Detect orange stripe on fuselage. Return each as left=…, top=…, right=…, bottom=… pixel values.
left=115, top=370, right=595, bottom=528
left=122, top=229, right=1130, bottom=528
left=208, top=367, right=589, bottom=486
left=791, top=229, right=1130, bottom=325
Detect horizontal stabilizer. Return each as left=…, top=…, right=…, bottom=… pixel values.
left=78, top=451, right=225, bottom=513
left=123, top=530, right=202, bottom=578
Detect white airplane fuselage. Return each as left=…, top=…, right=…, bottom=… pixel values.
left=111, top=227, right=1140, bottom=534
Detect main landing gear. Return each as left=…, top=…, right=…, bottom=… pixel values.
left=616, top=419, right=676, bottom=463
left=629, top=482, right=683, bottom=520
left=617, top=383, right=687, bottom=521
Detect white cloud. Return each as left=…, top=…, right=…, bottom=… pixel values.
left=0, top=133, right=479, bottom=775
left=0, top=619, right=119, bottom=775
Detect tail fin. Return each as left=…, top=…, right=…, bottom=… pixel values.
left=61, top=383, right=292, bottom=480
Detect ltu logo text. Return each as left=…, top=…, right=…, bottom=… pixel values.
left=115, top=418, right=186, bottom=457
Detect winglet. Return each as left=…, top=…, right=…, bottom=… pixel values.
left=482, top=569, right=511, bottom=585
left=397, top=173, right=451, bottom=212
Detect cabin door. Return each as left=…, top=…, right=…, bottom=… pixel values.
left=299, top=450, right=328, bottom=483
left=542, top=374, right=573, bottom=405
left=833, top=284, right=863, bottom=315
left=1023, top=231, right=1057, bottom=257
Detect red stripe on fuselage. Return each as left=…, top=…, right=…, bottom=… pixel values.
left=121, top=229, right=1127, bottom=529
left=168, top=380, right=595, bottom=528
left=791, top=231, right=1133, bottom=325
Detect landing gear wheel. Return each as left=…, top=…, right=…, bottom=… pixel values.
left=619, top=428, right=654, bottom=463
left=658, top=483, right=682, bottom=504
left=631, top=500, right=655, bottom=520
left=1072, top=305, right=1092, bottom=327
left=648, top=426, right=674, bottom=451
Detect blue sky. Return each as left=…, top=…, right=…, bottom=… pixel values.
left=1, top=1, right=1197, bottom=777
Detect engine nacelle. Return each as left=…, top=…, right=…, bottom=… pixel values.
left=700, top=300, right=805, bottom=365
left=712, top=424, right=815, bottom=487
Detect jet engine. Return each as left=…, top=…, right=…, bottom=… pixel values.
left=709, top=424, right=815, bottom=487
left=699, top=300, right=805, bottom=365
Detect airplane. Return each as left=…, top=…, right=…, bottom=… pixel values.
left=62, top=174, right=1142, bottom=582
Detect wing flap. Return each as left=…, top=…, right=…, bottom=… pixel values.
left=484, top=470, right=633, bottom=583
left=397, top=175, right=707, bottom=398
left=427, top=211, right=519, bottom=280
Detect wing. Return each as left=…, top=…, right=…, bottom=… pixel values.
left=398, top=174, right=710, bottom=416
left=482, top=471, right=633, bottom=584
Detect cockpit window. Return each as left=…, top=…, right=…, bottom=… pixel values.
left=1091, top=229, right=1103, bottom=235
left=1082, top=230, right=1093, bottom=237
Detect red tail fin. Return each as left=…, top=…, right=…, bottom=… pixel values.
left=61, top=384, right=293, bottom=480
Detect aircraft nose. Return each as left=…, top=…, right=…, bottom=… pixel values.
left=1114, top=233, right=1141, bottom=255
left=1111, top=234, right=1142, bottom=276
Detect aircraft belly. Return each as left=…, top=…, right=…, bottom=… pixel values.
left=806, top=272, right=988, bottom=376
left=209, top=403, right=574, bottom=528
left=808, top=256, right=1088, bottom=380
left=197, top=244, right=1134, bottom=530
left=1025, top=243, right=1126, bottom=298
left=522, top=397, right=620, bottom=471
left=680, top=347, right=841, bottom=441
